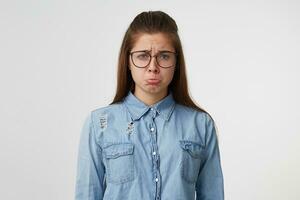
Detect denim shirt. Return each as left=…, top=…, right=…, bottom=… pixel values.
left=75, top=91, right=224, bottom=200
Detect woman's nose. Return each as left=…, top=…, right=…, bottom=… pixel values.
left=147, top=56, right=160, bottom=72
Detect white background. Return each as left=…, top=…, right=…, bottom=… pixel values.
left=1, top=1, right=299, bottom=200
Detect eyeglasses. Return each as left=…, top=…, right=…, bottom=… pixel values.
left=129, top=50, right=177, bottom=68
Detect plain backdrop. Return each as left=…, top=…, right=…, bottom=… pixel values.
left=0, top=1, right=299, bottom=200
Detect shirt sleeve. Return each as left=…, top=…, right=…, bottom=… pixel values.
left=196, top=114, right=224, bottom=200
left=75, top=112, right=106, bottom=200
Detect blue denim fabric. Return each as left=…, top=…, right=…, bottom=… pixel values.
left=75, top=91, right=224, bottom=200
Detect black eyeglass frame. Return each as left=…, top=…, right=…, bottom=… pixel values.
left=129, top=50, right=178, bottom=68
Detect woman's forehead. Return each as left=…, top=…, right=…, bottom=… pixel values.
left=132, top=33, right=175, bottom=51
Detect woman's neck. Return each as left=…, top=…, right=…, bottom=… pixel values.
left=133, top=88, right=168, bottom=106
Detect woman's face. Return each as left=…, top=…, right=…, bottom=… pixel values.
left=129, top=33, right=176, bottom=97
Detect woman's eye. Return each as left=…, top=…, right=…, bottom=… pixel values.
left=160, top=54, right=170, bottom=60
left=137, top=54, right=149, bottom=59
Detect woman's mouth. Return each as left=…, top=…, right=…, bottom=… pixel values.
left=146, top=79, right=161, bottom=85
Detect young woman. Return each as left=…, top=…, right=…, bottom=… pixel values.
left=75, top=11, right=224, bottom=200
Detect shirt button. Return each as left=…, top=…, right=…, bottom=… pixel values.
left=152, top=151, right=156, bottom=155
left=150, top=107, right=154, bottom=111
left=155, top=178, right=158, bottom=182
left=150, top=127, right=154, bottom=132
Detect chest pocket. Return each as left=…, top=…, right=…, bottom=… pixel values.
left=179, top=140, right=205, bottom=184
left=103, top=142, right=135, bottom=184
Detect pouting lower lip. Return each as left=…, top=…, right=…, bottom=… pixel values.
left=147, top=79, right=160, bottom=83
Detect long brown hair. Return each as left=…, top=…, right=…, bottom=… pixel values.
left=109, top=10, right=216, bottom=125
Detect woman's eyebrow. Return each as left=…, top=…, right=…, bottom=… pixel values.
left=136, top=49, right=173, bottom=52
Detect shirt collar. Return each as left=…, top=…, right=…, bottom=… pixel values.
left=123, top=90, right=176, bottom=121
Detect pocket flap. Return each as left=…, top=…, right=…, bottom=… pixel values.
left=179, top=140, right=204, bottom=159
left=103, top=143, right=134, bottom=159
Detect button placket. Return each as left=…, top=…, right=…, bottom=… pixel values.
left=145, top=107, right=161, bottom=200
